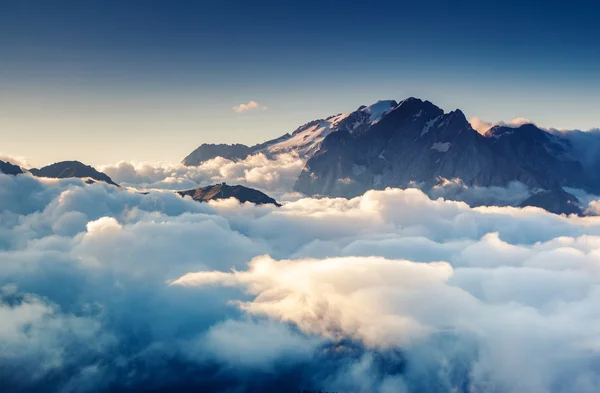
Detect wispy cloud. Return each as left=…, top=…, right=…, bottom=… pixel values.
left=232, top=100, right=268, bottom=113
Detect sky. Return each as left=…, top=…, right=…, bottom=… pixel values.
left=1, top=0, right=600, bottom=167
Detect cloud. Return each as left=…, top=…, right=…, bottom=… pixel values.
left=469, top=117, right=494, bottom=134
left=99, top=153, right=305, bottom=200
left=469, top=117, right=533, bottom=134
left=173, top=255, right=455, bottom=347
left=428, top=178, right=533, bottom=207
left=3, top=172, right=600, bottom=392
left=0, top=152, right=29, bottom=168
left=232, top=100, right=268, bottom=113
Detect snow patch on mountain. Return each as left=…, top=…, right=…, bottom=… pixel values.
left=361, top=100, right=396, bottom=124
left=264, top=101, right=396, bottom=157
left=422, top=116, right=440, bottom=136
left=431, top=142, right=451, bottom=152
left=266, top=113, right=350, bottom=157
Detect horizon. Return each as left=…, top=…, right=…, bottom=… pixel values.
left=4, top=94, right=600, bottom=168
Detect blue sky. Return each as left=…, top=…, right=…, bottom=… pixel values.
left=1, top=0, right=599, bottom=166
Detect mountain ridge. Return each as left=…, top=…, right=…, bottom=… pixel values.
left=30, top=161, right=119, bottom=186
left=0, top=160, right=24, bottom=175
left=181, top=100, right=398, bottom=166
left=294, top=97, right=599, bottom=214
left=181, top=96, right=599, bottom=215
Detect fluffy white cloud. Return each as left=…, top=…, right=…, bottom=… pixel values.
left=100, top=153, right=305, bottom=199
left=232, top=100, right=268, bottom=113
left=3, top=172, right=600, bottom=392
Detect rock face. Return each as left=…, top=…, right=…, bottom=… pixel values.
left=0, top=160, right=24, bottom=175
left=293, top=98, right=598, bottom=214
left=30, top=161, right=119, bottom=186
left=178, top=183, right=280, bottom=206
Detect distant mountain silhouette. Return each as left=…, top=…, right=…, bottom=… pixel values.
left=30, top=161, right=119, bottom=186
left=182, top=143, right=255, bottom=165
left=178, top=183, right=280, bottom=206
left=0, top=160, right=24, bottom=175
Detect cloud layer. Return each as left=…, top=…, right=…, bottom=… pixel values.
left=100, top=153, right=305, bottom=200
left=3, top=170, right=600, bottom=392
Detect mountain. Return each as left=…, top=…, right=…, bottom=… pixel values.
left=0, top=160, right=24, bottom=175
left=30, top=161, right=119, bottom=186
left=181, top=101, right=397, bottom=166
left=177, top=183, right=280, bottom=206
left=182, top=143, right=255, bottom=165
left=519, top=187, right=584, bottom=216
left=181, top=96, right=598, bottom=215
left=293, top=98, right=599, bottom=211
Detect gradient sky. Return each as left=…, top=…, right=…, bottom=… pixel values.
left=1, top=0, right=599, bottom=167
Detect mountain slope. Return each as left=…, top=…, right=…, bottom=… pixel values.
left=177, top=183, right=280, bottom=206
left=181, top=100, right=397, bottom=166
left=30, top=161, right=119, bottom=186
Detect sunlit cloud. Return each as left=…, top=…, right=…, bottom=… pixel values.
left=470, top=117, right=534, bottom=134
left=3, top=161, right=600, bottom=392
left=232, top=100, right=268, bottom=113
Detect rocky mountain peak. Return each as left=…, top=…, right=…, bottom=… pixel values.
left=30, top=161, right=119, bottom=186
left=0, top=160, right=24, bottom=175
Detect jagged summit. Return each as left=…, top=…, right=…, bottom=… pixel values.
left=0, top=160, right=24, bottom=175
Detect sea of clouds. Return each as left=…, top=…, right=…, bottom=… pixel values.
left=99, top=153, right=548, bottom=209
left=99, top=153, right=306, bottom=201
left=3, top=156, right=600, bottom=393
